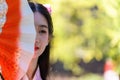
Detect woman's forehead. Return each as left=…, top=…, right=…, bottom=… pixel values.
left=34, top=12, right=48, bottom=27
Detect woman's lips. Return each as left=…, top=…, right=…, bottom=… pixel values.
left=35, top=46, right=39, bottom=51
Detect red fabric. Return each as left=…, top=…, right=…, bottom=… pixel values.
left=104, top=60, right=114, bottom=72
left=0, top=0, right=21, bottom=80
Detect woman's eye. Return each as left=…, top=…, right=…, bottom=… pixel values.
left=39, top=30, right=47, bottom=34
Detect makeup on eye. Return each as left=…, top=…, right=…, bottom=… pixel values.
left=37, top=25, right=48, bottom=34
left=39, top=29, right=47, bottom=34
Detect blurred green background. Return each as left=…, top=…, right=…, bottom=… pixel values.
left=31, top=0, right=120, bottom=79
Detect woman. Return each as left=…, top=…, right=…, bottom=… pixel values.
left=26, top=2, right=53, bottom=80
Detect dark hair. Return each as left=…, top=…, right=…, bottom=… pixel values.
left=29, top=2, right=53, bottom=80
left=0, top=73, right=4, bottom=80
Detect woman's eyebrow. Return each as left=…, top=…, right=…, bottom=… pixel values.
left=38, top=25, right=48, bottom=28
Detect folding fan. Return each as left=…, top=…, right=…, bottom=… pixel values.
left=0, top=0, right=36, bottom=80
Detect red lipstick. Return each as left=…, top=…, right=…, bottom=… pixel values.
left=35, top=46, right=39, bottom=51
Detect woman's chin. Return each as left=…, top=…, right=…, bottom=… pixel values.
left=32, top=55, right=39, bottom=59
left=32, top=51, right=42, bottom=59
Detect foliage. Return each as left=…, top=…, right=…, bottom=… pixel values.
left=75, top=73, right=104, bottom=80
left=35, top=0, right=120, bottom=75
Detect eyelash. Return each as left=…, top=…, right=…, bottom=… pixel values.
left=39, top=30, right=47, bottom=34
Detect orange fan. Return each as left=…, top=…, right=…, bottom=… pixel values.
left=0, top=0, right=36, bottom=80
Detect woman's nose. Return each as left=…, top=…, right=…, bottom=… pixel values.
left=35, top=38, right=39, bottom=43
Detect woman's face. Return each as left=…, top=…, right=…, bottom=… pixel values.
left=34, top=12, right=49, bottom=58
